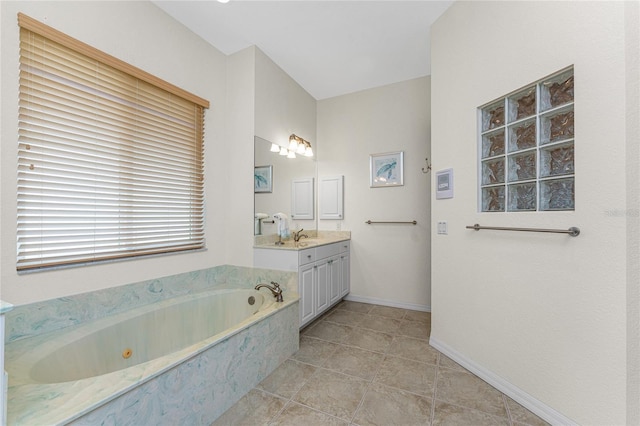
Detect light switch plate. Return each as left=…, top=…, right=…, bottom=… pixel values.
left=437, top=221, right=448, bottom=235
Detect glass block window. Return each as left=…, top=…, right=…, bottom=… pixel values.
left=479, top=67, right=574, bottom=212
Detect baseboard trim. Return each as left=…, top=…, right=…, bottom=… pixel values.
left=343, top=294, right=430, bottom=312
left=429, top=337, right=578, bottom=426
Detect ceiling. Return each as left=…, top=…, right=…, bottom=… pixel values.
left=152, top=0, right=454, bottom=100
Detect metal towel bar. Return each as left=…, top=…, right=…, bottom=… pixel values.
left=365, top=220, right=417, bottom=225
left=466, top=223, right=580, bottom=237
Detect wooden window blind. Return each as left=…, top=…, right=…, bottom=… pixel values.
left=17, top=14, right=209, bottom=271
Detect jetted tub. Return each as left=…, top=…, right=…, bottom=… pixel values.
left=5, top=287, right=299, bottom=425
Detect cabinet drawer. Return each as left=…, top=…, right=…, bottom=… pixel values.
left=316, top=242, right=343, bottom=259
left=339, top=240, right=350, bottom=253
left=299, top=248, right=316, bottom=266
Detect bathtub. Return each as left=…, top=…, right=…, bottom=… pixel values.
left=5, top=286, right=299, bottom=425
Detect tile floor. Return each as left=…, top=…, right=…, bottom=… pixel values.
left=213, top=301, right=549, bottom=426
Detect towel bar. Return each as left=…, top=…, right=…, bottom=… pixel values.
left=466, top=223, right=580, bottom=237
left=365, top=220, right=417, bottom=225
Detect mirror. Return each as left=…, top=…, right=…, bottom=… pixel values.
left=254, top=136, right=317, bottom=236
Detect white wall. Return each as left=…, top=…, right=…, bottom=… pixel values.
left=317, top=77, right=431, bottom=310
left=224, top=47, right=257, bottom=267
left=430, top=1, right=637, bottom=424
left=0, top=1, right=228, bottom=304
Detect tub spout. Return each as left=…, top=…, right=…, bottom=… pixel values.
left=255, top=281, right=283, bottom=302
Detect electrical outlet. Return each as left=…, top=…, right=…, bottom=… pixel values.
left=336, top=221, right=341, bottom=231
left=437, top=221, right=448, bottom=235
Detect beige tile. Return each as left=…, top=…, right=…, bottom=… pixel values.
left=432, top=400, right=510, bottom=426
left=322, top=345, right=384, bottom=380
left=438, top=354, right=468, bottom=372
left=257, top=359, right=316, bottom=399
left=343, top=327, right=394, bottom=353
left=336, top=300, right=374, bottom=313
left=374, top=355, right=437, bottom=397
left=396, top=318, right=431, bottom=340
left=436, top=368, right=507, bottom=418
left=293, top=369, right=368, bottom=421
left=387, top=336, right=439, bottom=364
left=404, top=309, right=431, bottom=323
left=505, top=397, right=550, bottom=426
left=292, top=336, right=339, bottom=366
left=358, top=314, right=402, bottom=334
left=303, top=321, right=353, bottom=343
left=271, top=402, right=349, bottom=426
left=369, top=305, right=407, bottom=319
left=324, top=309, right=368, bottom=326
left=212, top=389, right=285, bottom=426
left=353, top=382, right=432, bottom=426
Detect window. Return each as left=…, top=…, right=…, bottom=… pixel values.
left=17, top=14, right=209, bottom=271
left=478, top=67, right=574, bottom=212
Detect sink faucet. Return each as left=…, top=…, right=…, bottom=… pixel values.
left=255, top=281, right=283, bottom=302
left=292, top=229, right=309, bottom=243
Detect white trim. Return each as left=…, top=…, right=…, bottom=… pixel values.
left=344, top=294, right=430, bottom=312
left=429, top=336, right=578, bottom=426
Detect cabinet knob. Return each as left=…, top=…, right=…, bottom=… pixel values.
left=307, top=255, right=312, bottom=259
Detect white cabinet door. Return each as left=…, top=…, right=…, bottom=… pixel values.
left=299, top=263, right=315, bottom=327
left=328, top=255, right=341, bottom=305
left=340, top=253, right=350, bottom=297
left=315, top=261, right=330, bottom=315
left=319, top=176, right=343, bottom=220
left=291, top=178, right=314, bottom=220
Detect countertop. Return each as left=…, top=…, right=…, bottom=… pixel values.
left=254, top=231, right=350, bottom=251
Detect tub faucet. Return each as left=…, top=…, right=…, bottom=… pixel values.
left=292, top=229, right=308, bottom=243
left=255, top=281, right=283, bottom=302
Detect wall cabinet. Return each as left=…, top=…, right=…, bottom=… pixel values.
left=319, top=176, right=344, bottom=220
left=291, top=177, right=314, bottom=220
left=254, top=240, right=350, bottom=328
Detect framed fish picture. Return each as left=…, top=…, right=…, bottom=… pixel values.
left=370, top=151, right=404, bottom=187
left=254, top=165, right=273, bottom=193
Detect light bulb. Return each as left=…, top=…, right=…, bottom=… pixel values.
left=279, top=147, right=288, bottom=156
left=296, top=143, right=306, bottom=154
left=288, top=139, right=298, bottom=151
left=270, top=143, right=280, bottom=152
left=304, top=146, right=313, bottom=157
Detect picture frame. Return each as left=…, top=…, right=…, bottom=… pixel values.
left=370, top=151, right=404, bottom=188
left=254, top=165, right=273, bottom=193
left=436, top=168, right=454, bottom=199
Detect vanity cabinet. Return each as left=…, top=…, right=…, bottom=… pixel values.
left=254, top=240, right=350, bottom=328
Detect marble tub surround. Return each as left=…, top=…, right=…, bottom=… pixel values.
left=254, top=230, right=351, bottom=250
left=4, top=265, right=299, bottom=425
left=5, top=264, right=296, bottom=343
left=215, top=301, right=549, bottom=426
left=0, top=301, right=14, bottom=315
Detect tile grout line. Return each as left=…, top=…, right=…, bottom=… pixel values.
left=430, top=351, right=440, bottom=425
left=503, top=393, right=515, bottom=426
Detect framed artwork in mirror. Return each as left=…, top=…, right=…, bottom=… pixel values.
left=254, top=165, right=273, bottom=193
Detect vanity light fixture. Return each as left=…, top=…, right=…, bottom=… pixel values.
left=287, top=150, right=296, bottom=159
left=279, top=146, right=288, bottom=156
left=289, top=134, right=314, bottom=157
left=270, top=143, right=280, bottom=153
